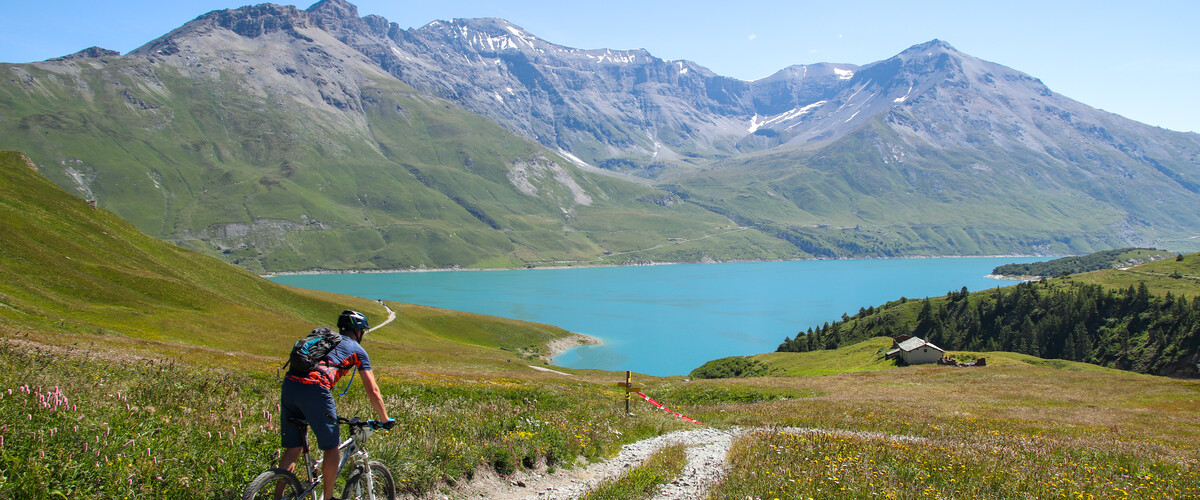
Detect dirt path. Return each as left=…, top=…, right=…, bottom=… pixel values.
left=445, top=426, right=926, bottom=499
left=370, top=301, right=397, bottom=332
left=453, top=427, right=742, bottom=500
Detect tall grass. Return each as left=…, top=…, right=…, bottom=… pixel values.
left=690, top=360, right=1200, bottom=499
left=711, top=429, right=1200, bottom=499
left=0, top=339, right=278, bottom=498
left=0, top=338, right=691, bottom=499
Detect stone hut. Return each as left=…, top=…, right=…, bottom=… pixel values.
left=885, top=336, right=944, bottom=365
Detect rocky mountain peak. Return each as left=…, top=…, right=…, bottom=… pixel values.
left=904, top=39, right=959, bottom=55
left=50, top=46, right=121, bottom=61
left=417, top=17, right=557, bottom=55
left=193, top=3, right=308, bottom=38
left=757, top=63, right=860, bottom=83
left=306, top=0, right=373, bottom=34
left=133, top=3, right=310, bottom=56
left=306, top=0, right=360, bottom=20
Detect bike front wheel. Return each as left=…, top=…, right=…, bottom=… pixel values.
left=342, top=460, right=396, bottom=500
left=243, top=468, right=304, bottom=500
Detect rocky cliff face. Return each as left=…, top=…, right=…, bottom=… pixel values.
left=297, top=0, right=756, bottom=170
left=270, top=2, right=1199, bottom=199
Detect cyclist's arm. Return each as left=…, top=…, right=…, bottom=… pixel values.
left=359, top=369, right=389, bottom=421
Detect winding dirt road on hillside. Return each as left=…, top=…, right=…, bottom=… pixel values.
left=370, top=301, right=396, bottom=332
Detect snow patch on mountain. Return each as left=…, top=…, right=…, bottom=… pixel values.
left=587, top=50, right=639, bottom=64
left=748, top=114, right=764, bottom=133
left=751, top=101, right=827, bottom=132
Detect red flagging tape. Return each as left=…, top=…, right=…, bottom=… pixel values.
left=635, top=392, right=704, bottom=425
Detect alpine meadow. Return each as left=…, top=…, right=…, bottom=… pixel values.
left=1, top=0, right=1199, bottom=498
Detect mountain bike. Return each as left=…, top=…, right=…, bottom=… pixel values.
left=243, top=416, right=397, bottom=500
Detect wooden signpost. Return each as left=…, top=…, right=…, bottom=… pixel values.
left=612, top=371, right=702, bottom=424
left=615, top=370, right=640, bottom=414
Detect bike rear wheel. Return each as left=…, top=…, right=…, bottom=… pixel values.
left=243, top=468, right=304, bottom=500
left=342, top=461, right=396, bottom=500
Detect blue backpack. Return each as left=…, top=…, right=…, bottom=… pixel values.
left=283, top=327, right=342, bottom=375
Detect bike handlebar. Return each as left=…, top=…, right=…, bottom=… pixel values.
left=337, top=416, right=395, bottom=431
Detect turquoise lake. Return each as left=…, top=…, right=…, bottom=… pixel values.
left=269, top=257, right=1039, bottom=376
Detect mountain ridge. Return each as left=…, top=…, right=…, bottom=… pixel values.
left=1, top=2, right=798, bottom=272
left=2, top=0, right=1198, bottom=272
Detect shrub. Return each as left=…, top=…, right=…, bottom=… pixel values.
left=688, top=356, right=769, bottom=379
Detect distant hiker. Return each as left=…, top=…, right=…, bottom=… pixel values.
left=277, top=310, right=393, bottom=500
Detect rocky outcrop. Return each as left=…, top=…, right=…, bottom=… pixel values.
left=51, top=46, right=121, bottom=61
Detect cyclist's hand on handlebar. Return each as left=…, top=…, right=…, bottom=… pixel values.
left=383, top=418, right=396, bottom=430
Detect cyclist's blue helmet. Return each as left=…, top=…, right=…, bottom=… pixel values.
left=337, top=310, right=369, bottom=335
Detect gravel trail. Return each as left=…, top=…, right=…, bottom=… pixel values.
left=449, top=426, right=925, bottom=499
left=452, top=427, right=741, bottom=499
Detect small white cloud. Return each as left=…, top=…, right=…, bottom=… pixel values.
left=748, top=34, right=757, bottom=41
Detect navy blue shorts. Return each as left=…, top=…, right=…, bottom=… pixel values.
left=280, top=379, right=340, bottom=450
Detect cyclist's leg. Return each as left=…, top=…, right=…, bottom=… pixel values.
left=278, top=380, right=308, bottom=474
left=292, top=382, right=341, bottom=498
left=313, top=390, right=342, bottom=500
left=278, top=447, right=302, bottom=472
left=322, top=448, right=340, bottom=499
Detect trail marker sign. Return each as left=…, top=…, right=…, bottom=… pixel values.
left=615, top=371, right=637, bottom=414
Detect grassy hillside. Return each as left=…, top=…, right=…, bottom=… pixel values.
left=701, top=357, right=1200, bottom=498
left=12, top=330, right=1198, bottom=498
left=991, top=248, right=1176, bottom=278
left=754, top=337, right=899, bottom=376
left=0, top=150, right=578, bottom=370
left=680, top=335, right=1200, bottom=497
left=690, top=338, right=899, bottom=379
left=3, top=149, right=1197, bottom=497
left=1074, top=252, right=1200, bottom=298
left=672, top=123, right=1200, bottom=257
left=0, top=53, right=800, bottom=273
left=0, top=148, right=704, bottom=498
left=776, top=252, right=1200, bottom=377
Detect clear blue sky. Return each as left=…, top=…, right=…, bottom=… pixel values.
left=2, top=0, right=1197, bottom=133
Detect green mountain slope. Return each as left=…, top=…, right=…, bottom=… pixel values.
left=0, top=149, right=575, bottom=368
left=674, top=122, right=1200, bottom=258
left=0, top=23, right=796, bottom=272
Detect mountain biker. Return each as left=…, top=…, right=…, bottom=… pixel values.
left=278, top=310, right=392, bottom=500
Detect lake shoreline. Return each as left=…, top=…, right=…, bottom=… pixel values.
left=260, top=254, right=1047, bottom=278
left=543, top=333, right=603, bottom=363
left=985, top=273, right=1044, bottom=282
left=269, top=256, right=1049, bottom=376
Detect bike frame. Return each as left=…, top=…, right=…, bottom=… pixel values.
left=291, top=418, right=378, bottom=500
